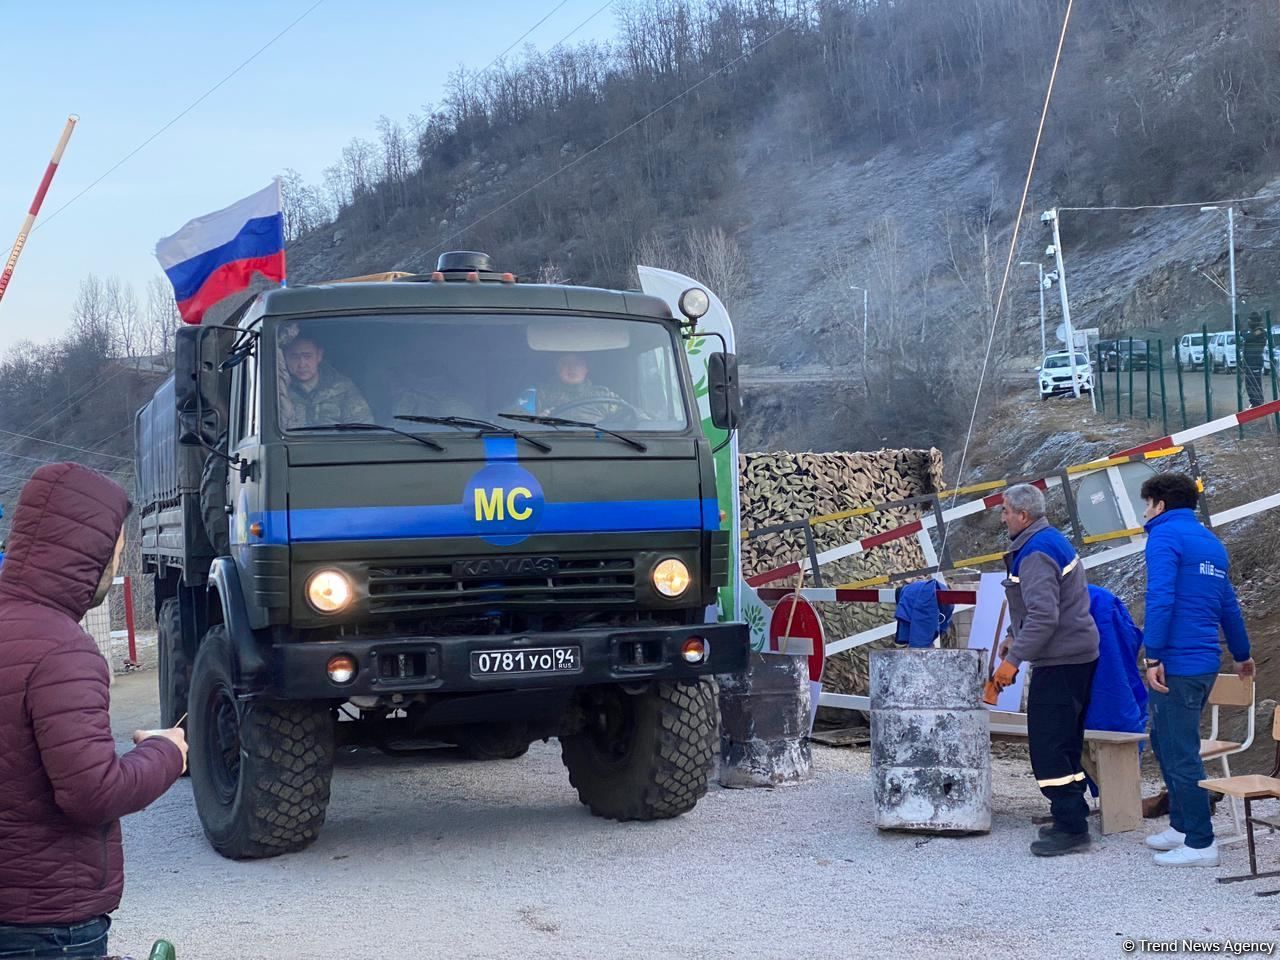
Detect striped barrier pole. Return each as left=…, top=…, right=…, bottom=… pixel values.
left=744, top=396, right=1280, bottom=590
left=743, top=446, right=1187, bottom=588
left=123, top=575, right=138, bottom=666
left=0, top=116, right=78, bottom=306
left=814, top=483, right=1280, bottom=711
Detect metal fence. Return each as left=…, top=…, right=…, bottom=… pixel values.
left=1093, top=313, right=1280, bottom=433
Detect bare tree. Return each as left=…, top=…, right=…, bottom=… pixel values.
left=144, top=275, right=180, bottom=367
left=683, top=226, right=748, bottom=312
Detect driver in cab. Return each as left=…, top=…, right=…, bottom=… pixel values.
left=529, top=352, right=623, bottom=421
left=280, top=333, right=373, bottom=428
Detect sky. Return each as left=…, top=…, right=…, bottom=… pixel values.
left=0, top=0, right=620, bottom=353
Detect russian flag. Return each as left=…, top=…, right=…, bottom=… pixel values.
left=155, top=181, right=285, bottom=324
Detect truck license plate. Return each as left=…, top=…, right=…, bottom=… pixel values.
left=470, top=646, right=581, bottom=677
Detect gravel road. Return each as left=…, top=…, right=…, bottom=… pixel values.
left=104, top=670, right=1280, bottom=960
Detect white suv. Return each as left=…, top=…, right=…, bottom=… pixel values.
left=1174, top=333, right=1205, bottom=370
left=1038, top=352, right=1094, bottom=400
left=1209, top=331, right=1236, bottom=372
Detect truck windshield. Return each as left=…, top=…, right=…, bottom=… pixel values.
left=273, top=313, right=689, bottom=433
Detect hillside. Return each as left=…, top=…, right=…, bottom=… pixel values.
left=279, top=0, right=1280, bottom=451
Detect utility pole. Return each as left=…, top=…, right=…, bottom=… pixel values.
left=1201, top=205, right=1238, bottom=327
left=1019, top=261, right=1047, bottom=358
left=850, top=284, right=869, bottom=381
left=1044, top=209, right=1087, bottom=402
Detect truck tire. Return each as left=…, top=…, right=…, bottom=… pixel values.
left=188, top=626, right=335, bottom=859
left=200, top=453, right=230, bottom=557
left=458, top=722, right=531, bottom=761
left=156, top=599, right=190, bottom=732
left=560, top=679, right=717, bottom=821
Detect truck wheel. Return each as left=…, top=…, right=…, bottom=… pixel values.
left=458, top=722, right=531, bottom=761
left=188, top=626, right=335, bottom=859
left=157, top=599, right=190, bottom=732
left=560, top=679, right=717, bottom=821
left=200, top=453, right=230, bottom=557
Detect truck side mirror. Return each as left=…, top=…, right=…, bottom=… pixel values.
left=174, top=324, right=231, bottom=447
left=707, top=352, right=741, bottom=431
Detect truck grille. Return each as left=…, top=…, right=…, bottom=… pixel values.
left=366, top=556, right=637, bottom=615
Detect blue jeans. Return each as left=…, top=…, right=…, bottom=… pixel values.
left=1149, top=672, right=1216, bottom=849
left=0, top=916, right=110, bottom=959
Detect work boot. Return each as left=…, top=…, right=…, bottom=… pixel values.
left=1030, top=830, right=1091, bottom=857
left=1037, top=823, right=1066, bottom=840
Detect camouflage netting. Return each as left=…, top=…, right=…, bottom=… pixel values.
left=740, top=449, right=945, bottom=698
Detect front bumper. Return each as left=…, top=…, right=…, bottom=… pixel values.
left=1041, top=379, right=1092, bottom=395
left=268, top=621, right=750, bottom=699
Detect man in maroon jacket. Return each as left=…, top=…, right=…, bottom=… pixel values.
left=0, top=463, right=186, bottom=959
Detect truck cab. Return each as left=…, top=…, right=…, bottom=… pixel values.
left=136, top=252, right=748, bottom=859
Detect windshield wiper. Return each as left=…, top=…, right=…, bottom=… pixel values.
left=291, top=422, right=444, bottom=451
left=497, top=412, right=647, bottom=452
left=395, top=414, right=551, bottom=453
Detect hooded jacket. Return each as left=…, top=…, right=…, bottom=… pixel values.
left=0, top=463, right=183, bottom=925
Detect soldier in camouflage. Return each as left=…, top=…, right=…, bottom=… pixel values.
left=280, top=335, right=373, bottom=428
left=533, top=353, right=625, bottom=421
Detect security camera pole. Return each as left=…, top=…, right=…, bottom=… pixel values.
left=1043, top=208, right=1091, bottom=407
left=1019, top=261, right=1047, bottom=358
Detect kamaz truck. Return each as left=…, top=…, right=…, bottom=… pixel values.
left=135, top=252, right=748, bottom=859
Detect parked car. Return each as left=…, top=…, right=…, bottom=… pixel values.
left=1173, top=333, right=1206, bottom=370
left=1094, top=339, right=1116, bottom=371
left=1099, top=337, right=1151, bottom=372
left=1038, top=351, right=1094, bottom=400
left=1208, top=331, right=1236, bottom=372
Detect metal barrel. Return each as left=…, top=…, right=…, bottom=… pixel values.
left=870, top=648, right=991, bottom=833
left=718, top=652, right=813, bottom=788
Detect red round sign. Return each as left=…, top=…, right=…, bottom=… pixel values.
left=768, top=595, right=826, bottom=682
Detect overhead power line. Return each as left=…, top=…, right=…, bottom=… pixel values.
left=31, top=0, right=327, bottom=234
left=1060, top=190, right=1280, bottom=214
left=941, top=0, right=1077, bottom=554
left=0, top=425, right=131, bottom=461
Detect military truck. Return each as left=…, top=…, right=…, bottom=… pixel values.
left=135, top=252, right=748, bottom=859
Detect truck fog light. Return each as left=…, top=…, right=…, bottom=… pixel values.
left=652, top=558, right=691, bottom=597
left=681, top=637, right=709, bottom=663
left=327, top=655, right=357, bottom=684
left=307, top=569, right=353, bottom=613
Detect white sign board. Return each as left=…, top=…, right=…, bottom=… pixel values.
left=966, top=572, right=1026, bottom=711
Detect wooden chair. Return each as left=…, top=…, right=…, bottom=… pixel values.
left=1201, top=706, right=1280, bottom=889
left=1199, top=674, right=1256, bottom=843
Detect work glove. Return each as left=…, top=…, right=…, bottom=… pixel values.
left=982, top=659, right=1019, bottom=705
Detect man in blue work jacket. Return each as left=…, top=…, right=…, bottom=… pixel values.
left=1139, top=472, right=1253, bottom=867
left=987, top=483, right=1101, bottom=856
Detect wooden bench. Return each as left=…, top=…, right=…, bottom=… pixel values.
left=987, top=709, right=1148, bottom=835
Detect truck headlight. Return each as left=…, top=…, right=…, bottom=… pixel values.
left=652, top=558, right=691, bottom=598
left=307, top=569, right=353, bottom=613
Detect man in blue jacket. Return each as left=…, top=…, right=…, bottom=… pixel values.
left=987, top=484, right=1100, bottom=856
left=1139, top=472, right=1253, bottom=867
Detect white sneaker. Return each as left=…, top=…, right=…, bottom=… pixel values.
left=1153, top=843, right=1219, bottom=867
left=1144, top=827, right=1186, bottom=851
